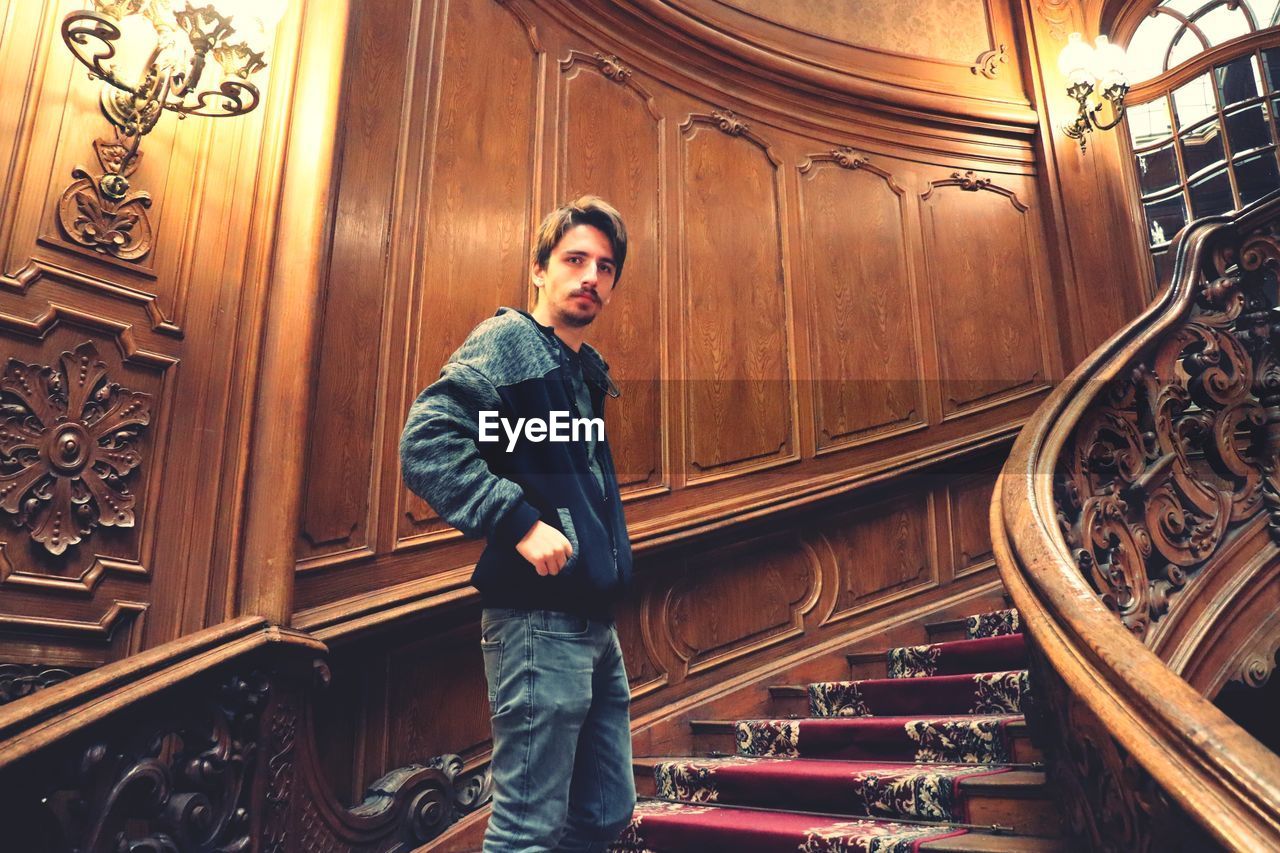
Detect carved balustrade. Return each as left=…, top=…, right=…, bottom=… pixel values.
left=994, top=191, right=1280, bottom=851
left=0, top=618, right=491, bottom=852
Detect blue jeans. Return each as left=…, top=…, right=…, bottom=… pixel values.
left=480, top=608, right=636, bottom=853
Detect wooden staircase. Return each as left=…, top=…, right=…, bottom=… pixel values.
left=618, top=605, right=1067, bottom=851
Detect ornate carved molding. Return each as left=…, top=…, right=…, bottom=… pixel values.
left=1033, top=0, right=1073, bottom=42
left=798, top=147, right=906, bottom=196
left=593, top=51, right=632, bottom=82
left=1054, top=221, right=1280, bottom=637
left=0, top=341, right=152, bottom=556
left=56, top=133, right=154, bottom=261
left=921, top=170, right=1029, bottom=212
left=971, top=44, right=1008, bottom=79
left=0, top=663, right=78, bottom=705
left=709, top=108, right=747, bottom=136
left=7, top=654, right=490, bottom=852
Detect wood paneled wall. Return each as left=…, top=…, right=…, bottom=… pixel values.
left=0, top=0, right=314, bottom=668
left=299, top=0, right=1078, bottom=799
left=294, top=0, right=1065, bottom=620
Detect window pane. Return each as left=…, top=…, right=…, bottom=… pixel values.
left=1128, top=97, right=1174, bottom=146
left=1265, top=47, right=1280, bottom=92
left=1254, top=0, right=1280, bottom=30
left=1129, top=13, right=1185, bottom=82
left=1169, top=29, right=1206, bottom=70
left=1174, top=73, right=1218, bottom=128
left=1197, top=4, right=1251, bottom=46
left=1189, top=167, right=1235, bottom=216
left=1137, top=143, right=1181, bottom=195
left=1181, top=117, right=1226, bottom=175
left=1225, top=103, right=1272, bottom=154
left=1234, top=150, right=1280, bottom=204
left=1216, top=55, right=1262, bottom=106
left=1144, top=193, right=1187, bottom=245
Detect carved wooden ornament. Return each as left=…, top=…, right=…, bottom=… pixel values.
left=0, top=341, right=151, bottom=555
left=1054, top=222, right=1280, bottom=636
left=56, top=133, right=155, bottom=261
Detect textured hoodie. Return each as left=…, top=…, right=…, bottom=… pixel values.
left=399, top=308, right=632, bottom=619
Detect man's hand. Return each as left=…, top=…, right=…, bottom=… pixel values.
left=515, top=520, right=573, bottom=576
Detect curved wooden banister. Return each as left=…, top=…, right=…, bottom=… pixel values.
left=994, top=191, right=1280, bottom=850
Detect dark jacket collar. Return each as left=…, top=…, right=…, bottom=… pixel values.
left=498, top=307, right=620, bottom=398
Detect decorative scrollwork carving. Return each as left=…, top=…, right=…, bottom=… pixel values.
left=0, top=341, right=152, bottom=556
left=971, top=44, right=1008, bottom=79
left=1055, top=219, right=1280, bottom=636
left=830, top=147, right=868, bottom=170
left=952, top=170, right=992, bottom=192
left=710, top=109, right=747, bottom=136
left=0, top=663, right=78, bottom=704
left=53, top=671, right=268, bottom=852
left=57, top=129, right=154, bottom=260
left=593, top=52, right=632, bottom=82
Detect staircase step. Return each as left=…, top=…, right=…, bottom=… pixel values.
left=693, top=714, right=1041, bottom=764
left=636, top=756, right=1047, bottom=830
left=767, top=684, right=810, bottom=717
left=808, top=670, right=1031, bottom=717
left=615, top=800, right=976, bottom=852
left=926, top=616, right=973, bottom=642
left=885, top=634, right=1028, bottom=679
left=966, top=608, right=1021, bottom=640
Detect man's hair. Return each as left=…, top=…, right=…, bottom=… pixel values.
left=532, top=195, right=628, bottom=286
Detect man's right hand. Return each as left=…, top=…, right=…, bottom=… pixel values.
left=515, top=520, right=574, bottom=576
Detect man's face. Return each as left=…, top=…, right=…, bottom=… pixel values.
left=534, top=224, right=617, bottom=328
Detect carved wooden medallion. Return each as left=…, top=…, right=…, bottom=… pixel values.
left=0, top=341, right=152, bottom=555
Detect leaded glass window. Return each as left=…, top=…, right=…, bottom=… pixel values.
left=1123, top=2, right=1280, bottom=282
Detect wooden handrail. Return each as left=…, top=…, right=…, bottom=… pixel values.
left=994, top=191, right=1280, bottom=850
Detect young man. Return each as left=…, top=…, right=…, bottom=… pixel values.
left=400, top=196, right=636, bottom=852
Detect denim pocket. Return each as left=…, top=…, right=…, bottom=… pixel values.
left=555, top=508, right=580, bottom=575
left=532, top=611, right=590, bottom=638
left=480, top=638, right=504, bottom=711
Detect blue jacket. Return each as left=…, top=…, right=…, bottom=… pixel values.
left=399, top=308, right=632, bottom=619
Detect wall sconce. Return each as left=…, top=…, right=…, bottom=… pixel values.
left=56, top=0, right=287, bottom=261
left=1058, top=32, right=1130, bottom=154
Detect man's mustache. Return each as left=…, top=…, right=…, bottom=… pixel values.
left=570, top=289, right=601, bottom=304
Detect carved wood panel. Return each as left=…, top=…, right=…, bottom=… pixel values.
left=796, top=150, right=926, bottom=452
left=0, top=0, right=306, bottom=660
left=386, top=626, right=493, bottom=769
left=556, top=51, right=666, bottom=494
left=397, top=0, right=545, bottom=540
left=919, top=172, right=1052, bottom=419
left=823, top=491, right=937, bottom=622
left=678, top=111, right=795, bottom=481
left=947, top=467, right=999, bottom=577
left=662, top=531, right=821, bottom=675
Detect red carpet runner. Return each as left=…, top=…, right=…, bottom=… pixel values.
left=612, top=608, right=1042, bottom=852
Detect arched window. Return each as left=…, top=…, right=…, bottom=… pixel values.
left=1121, top=1, right=1280, bottom=282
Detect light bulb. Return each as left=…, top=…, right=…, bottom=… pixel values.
left=1058, top=32, right=1097, bottom=85
left=1092, top=35, right=1129, bottom=87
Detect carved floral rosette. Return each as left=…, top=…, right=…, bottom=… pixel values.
left=1053, top=220, right=1280, bottom=637
left=0, top=341, right=151, bottom=556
